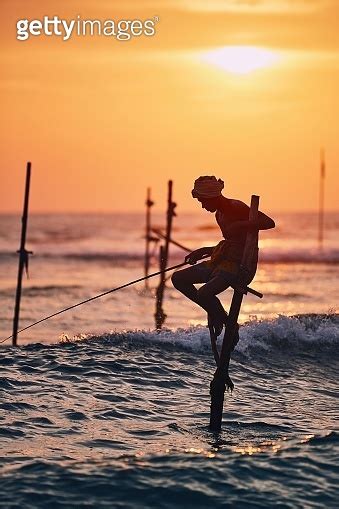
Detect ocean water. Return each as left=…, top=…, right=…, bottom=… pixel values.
left=0, top=212, right=338, bottom=508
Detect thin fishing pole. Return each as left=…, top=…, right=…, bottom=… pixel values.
left=1, top=261, right=187, bottom=344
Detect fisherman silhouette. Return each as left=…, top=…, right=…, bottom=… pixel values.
left=172, top=176, right=275, bottom=345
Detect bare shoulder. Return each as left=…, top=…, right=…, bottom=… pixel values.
left=228, top=199, right=250, bottom=217
left=223, top=197, right=275, bottom=229
left=229, top=199, right=249, bottom=209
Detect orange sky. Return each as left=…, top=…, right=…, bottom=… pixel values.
left=1, top=0, right=338, bottom=212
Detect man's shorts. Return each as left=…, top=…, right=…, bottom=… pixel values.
left=194, top=261, right=238, bottom=284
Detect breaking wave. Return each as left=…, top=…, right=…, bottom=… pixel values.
left=59, top=314, right=339, bottom=357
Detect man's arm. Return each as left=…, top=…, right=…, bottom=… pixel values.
left=225, top=210, right=275, bottom=237
left=185, top=246, right=214, bottom=264
left=255, top=211, right=275, bottom=230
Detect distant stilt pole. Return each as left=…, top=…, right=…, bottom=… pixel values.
left=163, top=181, right=176, bottom=275
left=154, top=180, right=176, bottom=329
left=145, top=187, right=154, bottom=288
left=155, top=245, right=166, bottom=329
left=12, top=162, right=33, bottom=346
left=318, top=148, right=325, bottom=250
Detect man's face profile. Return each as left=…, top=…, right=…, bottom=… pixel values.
left=198, top=197, right=218, bottom=212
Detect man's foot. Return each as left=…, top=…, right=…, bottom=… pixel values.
left=207, top=314, right=224, bottom=337
left=208, top=316, right=239, bottom=349
left=207, top=315, right=221, bottom=365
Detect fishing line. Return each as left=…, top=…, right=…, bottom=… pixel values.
left=1, top=261, right=188, bottom=344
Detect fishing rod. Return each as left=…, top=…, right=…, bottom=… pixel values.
left=1, top=254, right=262, bottom=345
left=1, top=261, right=188, bottom=344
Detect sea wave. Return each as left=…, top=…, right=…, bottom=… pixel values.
left=1, top=247, right=339, bottom=264
left=58, top=314, right=339, bottom=357
left=260, top=247, right=339, bottom=264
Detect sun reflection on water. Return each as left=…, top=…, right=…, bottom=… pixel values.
left=233, top=439, right=286, bottom=456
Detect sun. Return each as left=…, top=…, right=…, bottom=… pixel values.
left=202, top=46, right=280, bottom=75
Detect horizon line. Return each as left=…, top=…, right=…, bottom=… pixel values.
left=1, top=209, right=339, bottom=215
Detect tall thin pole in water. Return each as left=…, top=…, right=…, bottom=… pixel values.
left=12, top=162, right=32, bottom=346
left=155, top=180, right=176, bottom=329
left=144, top=187, right=154, bottom=288
left=318, top=148, right=326, bottom=249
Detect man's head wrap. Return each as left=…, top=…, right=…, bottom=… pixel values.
left=191, top=176, right=224, bottom=199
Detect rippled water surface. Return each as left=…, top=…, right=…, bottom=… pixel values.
left=1, top=212, right=338, bottom=507
left=1, top=317, right=338, bottom=508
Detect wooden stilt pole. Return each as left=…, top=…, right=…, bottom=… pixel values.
left=144, top=187, right=154, bottom=288
left=12, top=162, right=33, bottom=346
left=209, top=195, right=260, bottom=432
left=154, top=180, right=176, bottom=329
left=155, top=245, right=166, bottom=329
left=151, top=227, right=190, bottom=253
left=318, top=148, right=325, bottom=250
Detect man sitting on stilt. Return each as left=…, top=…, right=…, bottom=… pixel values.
left=171, top=175, right=275, bottom=345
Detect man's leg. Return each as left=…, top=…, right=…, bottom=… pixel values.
left=172, top=266, right=232, bottom=330
left=198, top=272, right=240, bottom=347
left=196, top=272, right=236, bottom=334
left=172, top=267, right=239, bottom=344
left=171, top=263, right=212, bottom=304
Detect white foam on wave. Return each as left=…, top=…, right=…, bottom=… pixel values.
left=237, top=314, right=339, bottom=354
left=73, top=314, right=338, bottom=356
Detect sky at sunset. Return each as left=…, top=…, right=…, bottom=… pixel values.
left=1, top=0, right=338, bottom=213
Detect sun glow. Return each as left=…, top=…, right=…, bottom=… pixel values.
left=203, top=46, right=280, bottom=74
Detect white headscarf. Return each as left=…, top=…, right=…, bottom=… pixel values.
left=192, top=176, right=224, bottom=199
